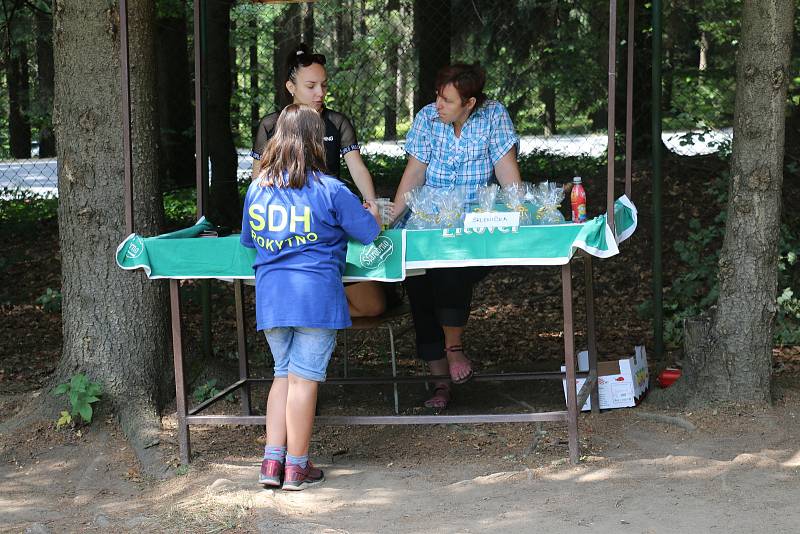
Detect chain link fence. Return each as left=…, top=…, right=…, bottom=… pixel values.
left=2, top=0, right=738, bottom=196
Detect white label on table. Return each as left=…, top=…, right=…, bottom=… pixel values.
left=463, top=211, right=520, bottom=230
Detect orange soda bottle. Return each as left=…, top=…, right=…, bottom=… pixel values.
left=571, top=176, right=586, bottom=223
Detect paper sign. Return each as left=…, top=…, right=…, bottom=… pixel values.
left=463, top=211, right=520, bottom=230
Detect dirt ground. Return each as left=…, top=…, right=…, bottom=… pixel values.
left=2, top=375, right=800, bottom=533
left=3, top=161, right=800, bottom=532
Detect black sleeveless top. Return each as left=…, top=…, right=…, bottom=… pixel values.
left=250, top=108, right=360, bottom=178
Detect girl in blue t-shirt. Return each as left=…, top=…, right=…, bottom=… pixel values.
left=241, top=104, right=381, bottom=491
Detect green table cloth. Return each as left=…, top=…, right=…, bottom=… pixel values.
left=116, top=196, right=636, bottom=281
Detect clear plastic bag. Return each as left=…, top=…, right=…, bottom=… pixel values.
left=528, top=181, right=566, bottom=224
left=499, top=182, right=533, bottom=225
left=437, top=188, right=466, bottom=228
left=404, top=187, right=440, bottom=229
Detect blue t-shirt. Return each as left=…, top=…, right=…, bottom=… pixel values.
left=240, top=172, right=380, bottom=330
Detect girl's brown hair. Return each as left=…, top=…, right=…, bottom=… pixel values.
left=257, top=104, right=328, bottom=188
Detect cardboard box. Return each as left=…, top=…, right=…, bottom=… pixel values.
left=561, top=346, right=649, bottom=411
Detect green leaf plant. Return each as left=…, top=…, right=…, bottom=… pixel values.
left=52, top=374, right=102, bottom=428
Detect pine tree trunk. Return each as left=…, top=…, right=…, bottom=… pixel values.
left=539, top=86, right=556, bottom=136
left=52, top=0, right=169, bottom=475
left=302, top=1, right=315, bottom=50
left=205, top=0, right=240, bottom=228
left=229, top=19, right=239, bottom=139
left=35, top=7, right=56, bottom=158
left=335, top=0, right=352, bottom=65
left=682, top=0, right=795, bottom=404
left=156, top=6, right=194, bottom=189
left=249, top=16, right=259, bottom=141
left=8, top=42, right=32, bottom=159
left=273, top=4, right=301, bottom=110
left=383, top=0, right=400, bottom=141
left=413, top=0, right=450, bottom=113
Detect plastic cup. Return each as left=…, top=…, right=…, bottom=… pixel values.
left=373, top=197, right=393, bottom=230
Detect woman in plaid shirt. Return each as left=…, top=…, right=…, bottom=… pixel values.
left=391, top=63, right=523, bottom=409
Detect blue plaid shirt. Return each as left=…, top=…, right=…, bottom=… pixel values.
left=405, top=100, right=519, bottom=197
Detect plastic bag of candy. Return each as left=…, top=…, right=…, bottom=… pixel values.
left=404, top=186, right=441, bottom=229
left=499, top=182, right=533, bottom=225
left=436, top=187, right=466, bottom=228
left=528, top=181, right=566, bottom=224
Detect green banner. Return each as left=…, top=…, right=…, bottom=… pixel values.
left=116, top=197, right=637, bottom=280
left=116, top=222, right=407, bottom=281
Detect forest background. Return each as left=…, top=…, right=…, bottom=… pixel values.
left=2, top=0, right=800, bottom=351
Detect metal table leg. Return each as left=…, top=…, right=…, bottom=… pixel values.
left=234, top=280, right=251, bottom=416
left=584, top=256, right=600, bottom=414
left=562, top=263, right=579, bottom=464
left=170, top=279, right=191, bottom=465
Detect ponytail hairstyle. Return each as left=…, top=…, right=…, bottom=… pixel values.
left=257, top=104, right=328, bottom=189
left=284, top=43, right=327, bottom=102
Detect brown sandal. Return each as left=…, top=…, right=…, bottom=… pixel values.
left=446, top=345, right=474, bottom=385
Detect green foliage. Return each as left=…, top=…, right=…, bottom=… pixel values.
left=776, top=230, right=800, bottom=344
left=640, top=172, right=800, bottom=348
left=52, top=374, right=103, bottom=426
left=192, top=379, right=233, bottom=404
left=0, top=188, right=58, bottom=225
left=36, top=287, right=62, bottom=312
left=163, top=188, right=198, bottom=227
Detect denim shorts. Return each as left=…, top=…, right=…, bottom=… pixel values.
left=263, top=327, right=337, bottom=382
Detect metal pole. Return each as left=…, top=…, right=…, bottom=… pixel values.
left=119, top=0, right=133, bottom=235
left=170, top=280, right=191, bottom=465
left=562, top=263, right=579, bottom=465
left=606, top=0, right=618, bottom=233
left=625, top=0, right=635, bottom=201
left=234, top=280, right=251, bottom=416
left=584, top=256, right=599, bottom=414
left=193, top=0, right=212, bottom=359
left=194, top=0, right=209, bottom=217
left=651, top=0, right=664, bottom=360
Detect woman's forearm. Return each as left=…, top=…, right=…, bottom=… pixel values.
left=343, top=150, right=377, bottom=200
left=494, top=146, right=523, bottom=187
left=392, top=156, right=427, bottom=220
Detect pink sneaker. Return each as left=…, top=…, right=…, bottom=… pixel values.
left=258, top=459, right=283, bottom=487
left=281, top=461, right=324, bottom=491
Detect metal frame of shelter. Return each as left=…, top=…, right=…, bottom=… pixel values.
left=119, top=0, right=636, bottom=466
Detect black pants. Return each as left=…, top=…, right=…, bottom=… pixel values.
left=403, top=267, right=490, bottom=361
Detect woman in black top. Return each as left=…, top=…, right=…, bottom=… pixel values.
left=251, top=44, right=385, bottom=318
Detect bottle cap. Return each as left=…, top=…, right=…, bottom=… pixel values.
left=572, top=176, right=582, bottom=184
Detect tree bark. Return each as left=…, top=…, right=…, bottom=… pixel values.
left=383, top=0, right=400, bottom=141
left=156, top=3, right=194, bottom=189
left=34, top=5, right=55, bottom=158
left=7, top=41, right=31, bottom=158
left=52, top=0, right=169, bottom=475
left=230, top=19, right=239, bottom=139
left=205, top=0, right=240, bottom=228
left=413, top=0, right=450, bottom=113
left=539, top=86, right=556, bottom=136
left=249, top=16, right=259, bottom=141
left=273, top=3, right=301, bottom=110
left=5, top=1, right=32, bottom=160
left=681, top=0, right=795, bottom=404
left=302, top=1, right=314, bottom=50
left=334, top=0, right=352, bottom=65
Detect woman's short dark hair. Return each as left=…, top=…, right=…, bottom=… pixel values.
left=435, top=63, right=487, bottom=111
